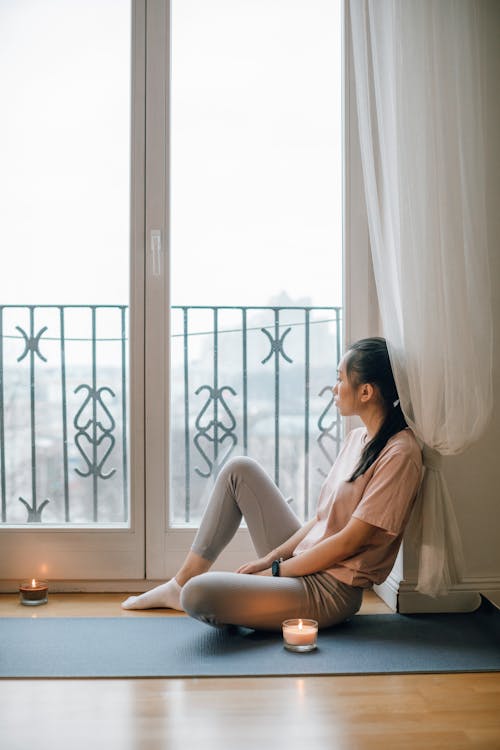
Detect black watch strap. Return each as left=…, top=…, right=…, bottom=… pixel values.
left=271, top=558, right=283, bottom=577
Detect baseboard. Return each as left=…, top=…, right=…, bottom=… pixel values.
left=388, top=576, right=500, bottom=614
left=397, top=588, right=482, bottom=614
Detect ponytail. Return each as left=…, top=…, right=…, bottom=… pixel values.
left=345, top=338, right=408, bottom=482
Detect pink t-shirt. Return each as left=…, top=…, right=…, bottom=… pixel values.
left=293, top=427, right=422, bottom=588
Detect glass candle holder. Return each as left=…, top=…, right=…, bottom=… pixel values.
left=282, top=618, right=318, bottom=652
left=19, top=579, right=49, bottom=606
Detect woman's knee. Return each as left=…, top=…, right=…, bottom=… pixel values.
left=181, top=573, right=219, bottom=620
left=215, top=456, right=264, bottom=496
left=219, top=455, right=259, bottom=481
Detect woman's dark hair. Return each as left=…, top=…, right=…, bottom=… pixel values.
left=346, top=337, right=407, bottom=482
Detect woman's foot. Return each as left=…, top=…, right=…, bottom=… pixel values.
left=121, top=578, right=182, bottom=610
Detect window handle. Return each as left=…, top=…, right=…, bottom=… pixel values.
left=150, top=229, right=162, bottom=276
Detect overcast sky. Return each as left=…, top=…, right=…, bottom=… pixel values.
left=0, top=0, right=342, bottom=310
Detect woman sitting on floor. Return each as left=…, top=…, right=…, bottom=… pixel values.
left=122, top=337, right=422, bottom=630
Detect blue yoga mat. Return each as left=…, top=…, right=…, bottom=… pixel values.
left=1, top=598, right=499, bottom=678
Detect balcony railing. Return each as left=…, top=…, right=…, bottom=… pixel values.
left=0, top=304, right=342, bottom=526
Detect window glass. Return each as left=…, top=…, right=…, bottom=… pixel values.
left=170, top=0, right=342, bottom=524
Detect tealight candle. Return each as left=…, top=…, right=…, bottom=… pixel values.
left=19, top=579, right=48, bottom=606
left=282, top=618, right=318, bottom=652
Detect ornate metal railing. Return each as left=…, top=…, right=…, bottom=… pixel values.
left=0, top=304, right=342, bottom=526
left=0, top=305, right=128, bottom=525
left=170, top=306, right=343, bottom=524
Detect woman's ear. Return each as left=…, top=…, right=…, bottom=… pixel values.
left=359, top=382, right=375, bottom=403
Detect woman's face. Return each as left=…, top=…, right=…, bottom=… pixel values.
left=332, top=354, right=360, bottom=416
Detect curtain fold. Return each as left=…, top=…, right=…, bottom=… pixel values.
left=350, top=0, right=493, bottom=596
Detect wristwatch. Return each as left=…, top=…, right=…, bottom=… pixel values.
left=271, top=557, right=284, bottom=577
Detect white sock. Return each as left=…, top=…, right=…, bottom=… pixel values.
left=121, top=578, right=182, bottom=611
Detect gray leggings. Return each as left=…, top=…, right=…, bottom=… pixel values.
left=180, top=457, right=363, bottom=630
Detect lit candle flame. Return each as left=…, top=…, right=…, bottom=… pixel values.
left=298, top=619, right=303, bottom=631
left=31, top=579, right=36, bottom=588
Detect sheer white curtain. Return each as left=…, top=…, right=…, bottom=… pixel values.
left=349, top=0, right=493, bottom=596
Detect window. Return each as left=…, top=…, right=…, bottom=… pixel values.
left=0, top=0, right=145, bottom=580
left=148, top=0, right=349, bottom=579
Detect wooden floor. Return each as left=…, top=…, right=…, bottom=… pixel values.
left=1, top=591, right=499, bottom=750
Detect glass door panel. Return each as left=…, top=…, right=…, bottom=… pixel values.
left=0, top=0, right=145, bottom=580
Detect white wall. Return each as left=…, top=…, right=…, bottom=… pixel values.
left=398, top=0, right=500, bottom=611
left=446, top=0, right=500, bottom=591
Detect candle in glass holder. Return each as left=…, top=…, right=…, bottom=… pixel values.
left=282, top=618, right=318, bottom=652
left=19, top=579, right=48, bottom=606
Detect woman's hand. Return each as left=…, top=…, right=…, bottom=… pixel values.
left=236, top=553, right=274, bottom=575
left=235, top=520, right=316, bottom=576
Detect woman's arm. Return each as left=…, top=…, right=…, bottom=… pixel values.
left=257, top=516, right=377, bottom=577
left=236, top=518, right=317, bottom=574
left=273, top=517, right=318, bottom=560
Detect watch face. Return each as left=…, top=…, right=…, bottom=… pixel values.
left=272, top=560, right=280, bottom=577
